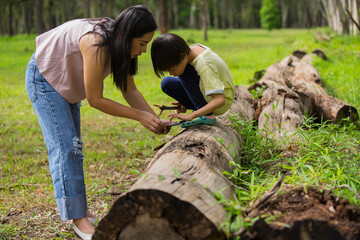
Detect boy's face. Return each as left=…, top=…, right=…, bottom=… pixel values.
left=167, top=55, right=188, bottom=76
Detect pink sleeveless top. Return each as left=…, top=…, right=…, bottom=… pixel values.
left=35, top=18, right=113, bottom=103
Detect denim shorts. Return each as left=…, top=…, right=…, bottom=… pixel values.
left=25, top=54, right=87, bottom=220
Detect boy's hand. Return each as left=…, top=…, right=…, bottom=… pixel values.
left=168, top=112, right=194, bottom=121
left=171, top=102, right=187, bottom=114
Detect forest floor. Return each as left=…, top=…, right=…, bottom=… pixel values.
left=240, top=186, right=360, bottom=240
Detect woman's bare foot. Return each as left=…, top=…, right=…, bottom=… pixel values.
left=73, top=217, right=95, bottom=234
left=206, top=114, right=215, bottom=119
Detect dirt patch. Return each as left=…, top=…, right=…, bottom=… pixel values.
left=241, top=186, right=360, bottom=240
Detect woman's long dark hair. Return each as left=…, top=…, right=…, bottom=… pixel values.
left=94, top=5, right=157, bottom=92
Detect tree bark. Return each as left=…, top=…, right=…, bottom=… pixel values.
left=35, top=0, right=44, bottom=34
left=0, top=0, right=4, bottom=35
left=212, top=0, right=219, bottom=28
left=62, top=0, right=68, bottom=22
left=189, top=1, right=196, bottom=29
left=249, top=50, right=358, bottom=137
left=280, top=0, right=289, bottom=28
left=102, top=0, right=108, bottom=18
left=249, top=57, right=312, bottom=137
left=289, top=52, right=358, bottom=123
left=8, top=1, right=14, bottom=35
left=159, top=0, right=168, bottom=33
left=202, top=0, right=208, bottom=41
left=93, top=51, right=358, bottom=239
left=172, top=0, right=179, bottom=29
left=47, top=0, right=55, bottom=31
left=85, top=0, right=91, bottom=18
left=220, top=0, right=226, bottom=29
left=93, top=86, right=255, bottom=240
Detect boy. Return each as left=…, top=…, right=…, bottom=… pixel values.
left=151, top=33, right=234, bottom=127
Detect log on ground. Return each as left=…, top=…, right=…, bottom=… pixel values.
left=289, top=52, right=358, bottom=123
left=248, top=57, right=312, bottom=137
left=93, top=86, right=255, bottom=240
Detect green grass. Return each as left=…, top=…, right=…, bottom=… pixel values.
left=0, top=28, right=359, bottom=238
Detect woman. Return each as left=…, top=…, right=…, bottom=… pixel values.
left=25, top=5, right=168, bottom=240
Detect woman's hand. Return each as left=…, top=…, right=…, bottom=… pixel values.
left=138, top=111, right=168, bottom=134
left=160, top=119, right=174, bottom=133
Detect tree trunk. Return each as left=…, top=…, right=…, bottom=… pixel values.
left=289, top=52, right=358, bottom=123
left=93, top=86, right=255, bottom=240
left=280, top=0, right=289, bottom=28
left=348, top=0, right=360, bottom=35
left=212, top=0, right=219, bottom=28
left=102, top=0, right=108, bottom=17
left=228, top=0, right=235, bottom=29
left=62, top=0, right=68, bottom=22
left=35, top=0, right=44, bottom=34
left=206, top=0, right=211, bottom=28
left=0, top=0, right=4, bottom=35
left=220, top=0, right=226, bottom=29
left=85, top=0, right=91, bottom=18
left=8, top=1, right=14, bottom=35
left=249, top=57, right=312, bottom=137
left=159, top=0, right=168, bottom=33
left=202, top=0, right=208, bottom=41
left=47, top=0, right=55, bottom=31
left=172, top=0, right=179, bottom=29
left=125, top=0, right=131, bottom=8
left=189, top=1, right=196, bottom=29
left=249, top=50, right=358, bottom=136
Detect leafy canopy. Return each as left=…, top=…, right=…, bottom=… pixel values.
left=260, top=0, right=281, bottom=30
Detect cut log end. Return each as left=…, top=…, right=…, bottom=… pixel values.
left=93, top=189, right=227, bottom=240
left=336, top=105, right=359, bottom=123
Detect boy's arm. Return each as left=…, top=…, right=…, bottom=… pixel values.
left=168, top=94, right=225, bottom=121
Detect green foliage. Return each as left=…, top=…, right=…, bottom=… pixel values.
left=218, top=29, right=360, bottom=238
left=260, top=0, right=281, bottom=30
left=221, top=116, right=360, bottom=238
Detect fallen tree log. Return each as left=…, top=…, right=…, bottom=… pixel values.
left=289, top=52, right=358, bottom=123
left=93, top=50, right=359, bottom=239
left=248, top=54, right=312, bottom=137
left=93, top=86, right=255, bottom=240
left=250, top=50, right=358, bottom=137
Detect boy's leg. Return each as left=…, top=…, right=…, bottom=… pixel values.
left=25, top=55, right=87, bottom=221
left=161, top=76, right=196, bottom=110
left=178, top=64, right=209, bottom=111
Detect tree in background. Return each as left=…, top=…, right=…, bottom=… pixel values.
left=159, top=0, right=167, bottom=33
left=319, top=0, right=360, bottom=35
left=0, top=0, right=358, bottom=36
left=260, top=0, right=280, bottom=30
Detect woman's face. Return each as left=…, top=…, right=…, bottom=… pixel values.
left=131, top=31, right=155, bottom=59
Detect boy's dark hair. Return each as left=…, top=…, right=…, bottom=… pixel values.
left=94, top=5, right=157, bottom=92
left=151, top=33, right=190, bottom=78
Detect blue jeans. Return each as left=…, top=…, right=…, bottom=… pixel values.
left=25, top=54, right=87, bottom=221
left=161, top=64, right=211, bottom=114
